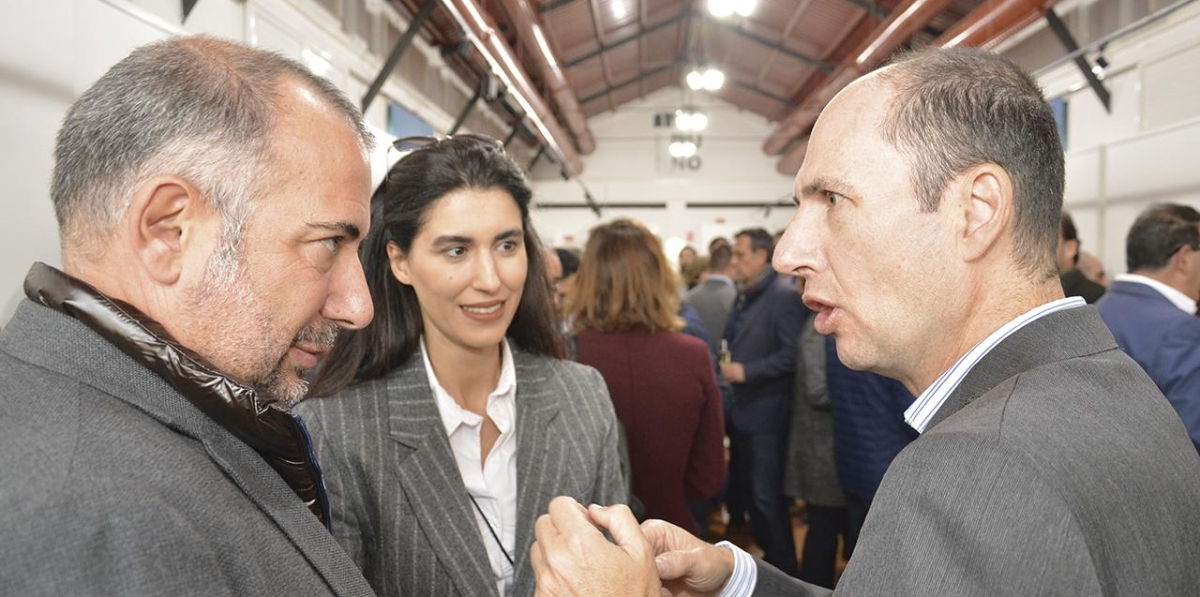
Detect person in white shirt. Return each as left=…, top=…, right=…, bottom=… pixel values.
left=294, top=134, right=625, bottom=597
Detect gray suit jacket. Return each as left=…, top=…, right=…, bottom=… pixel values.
left=755, top=306, right=1200, bottom=596
left=0, top=300, right=374, bottom=596
left=294, top=350, right=625, bottom=597
left=685, top=277, right=738, bottom=342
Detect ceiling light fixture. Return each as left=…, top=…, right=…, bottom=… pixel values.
left=669, top=141, right=698, bottom=158
left=675, top=110, right=709, bottom=132
left=686, top=67, right=724, bottom=91
left=707, top=0, right=756, bottom=18
left=612, top=1, right=627, bottom=19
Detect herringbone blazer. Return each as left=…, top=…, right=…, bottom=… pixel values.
left=752, top=306, right=1200, bottom=596
left=0, top=299, right=375, bottom=596
left=294, top=349, right=625, bottom=597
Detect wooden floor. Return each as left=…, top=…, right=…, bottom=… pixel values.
left=704, top=501, right=849, bottom=587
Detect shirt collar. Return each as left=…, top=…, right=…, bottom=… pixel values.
left=903, top=296, right=1087, bottom=433
left=420, top=337, right=517, bottom=437
left=737, top=267, right=775, bottom=296
left=705, top=274, right=734, bottom=286
left=1114, top=273, right=1197, bottom=315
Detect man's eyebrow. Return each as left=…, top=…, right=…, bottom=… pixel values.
left=306, top=221, right=362, bottom=240
left=800, top=176, right=862, bottom=200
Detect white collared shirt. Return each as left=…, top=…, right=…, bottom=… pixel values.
left=904, top=296, right=1087, bottom=433
left=1114, top=273, right=1198, bottom=315
left=421, top=338, right=518, bottom=597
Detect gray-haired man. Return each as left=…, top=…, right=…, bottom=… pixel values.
left=0, top=37, right=377, bottom=595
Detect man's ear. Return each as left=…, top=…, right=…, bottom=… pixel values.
left=1169, top=243, right=1197, bottom=276
left=386, top=241, right=413, bottom=285
left=956, top=163, right=1014, bottom=263
left=126, top=175, right=212, bottom=285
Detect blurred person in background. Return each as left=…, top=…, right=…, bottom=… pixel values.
left=721, top=227, right=808, bottom=577
left=1058, top=212, right=1105, bottom=303
left=1097, top=203, right=1200, bottom=453
left=571, top=219, right=726, bottom=536
left=1077, top=251, right=1109, bottom=288
left=784, top=293, right=845, bottom=589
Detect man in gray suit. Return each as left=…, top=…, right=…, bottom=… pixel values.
left=0, top=37, right=378, bottom=595
left=529, top=48, right=1200, bottom=597
left=685, top=243, right=737, bottom=344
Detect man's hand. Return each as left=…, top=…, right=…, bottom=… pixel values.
left=531, top=497, right=660, bottom=597
left=720, top=362, right=746, bottom=384
left=641, top=519, right=736, bottom=597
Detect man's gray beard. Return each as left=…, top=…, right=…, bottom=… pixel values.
left=260, top=319, right=341, bottom=410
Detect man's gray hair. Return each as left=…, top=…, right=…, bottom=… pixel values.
left=51, top=36, right=375, bottom=256
left=878, top=48, right=1065, bottom=280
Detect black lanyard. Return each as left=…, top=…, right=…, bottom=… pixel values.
left=469, top=494, right=515, bottom=568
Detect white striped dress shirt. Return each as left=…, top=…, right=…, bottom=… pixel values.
left=714, top=541, right=758, bottom=597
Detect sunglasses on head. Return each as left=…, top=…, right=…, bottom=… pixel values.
left=390, top=133, right=503, bottom=153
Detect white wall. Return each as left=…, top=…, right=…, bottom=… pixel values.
left=530, top=86, right=795, bottom=256
left=1031, top=1, right=1200, bottom=277
left=0, top=0, right=188, bottom=325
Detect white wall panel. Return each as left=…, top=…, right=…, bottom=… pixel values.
left=184, top=0, right=244, bottom=40
left=0, top=0, right=182, bottom=324
left=1063, top=148, right=1102, bottom=205
left=1105, top=119, right=1200, bottom=201
left=1142, top=42, right=1200, bottom=132
left=1065, top=68, right=1140, bottom=152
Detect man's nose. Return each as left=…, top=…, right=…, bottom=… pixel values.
left=324, top=256, right=374, bottom=330
left=774, top=205, right=823, bottom=278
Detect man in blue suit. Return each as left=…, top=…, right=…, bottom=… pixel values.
left=721, top=227, right=809, bottom=576
left=1097, top=203, right=1200, bottom=452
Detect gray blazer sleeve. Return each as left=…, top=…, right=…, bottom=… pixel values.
left=3, top=484, right=238, bottom=597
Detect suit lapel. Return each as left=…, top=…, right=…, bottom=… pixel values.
left=511, top=351, right=562, bottom=597
left=386, top=356, right=498, bottom=597
left=926, top=306, right=1118, bottom=429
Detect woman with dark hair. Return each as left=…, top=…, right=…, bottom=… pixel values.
left=569, top=218, right=726, bottom=535
left=294, top=135, right=624, bottom=597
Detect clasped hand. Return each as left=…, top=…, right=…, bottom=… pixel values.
left=530, top=496, right=736, bottom=597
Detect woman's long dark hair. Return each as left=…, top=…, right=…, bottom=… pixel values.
left=310, top=136, right=564, bottom=397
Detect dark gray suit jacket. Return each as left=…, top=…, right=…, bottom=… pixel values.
left=0, top=300, right=375, bottom=596
left=755, top=306, right=1200, bottom=596
left=294, top=350, right=625, bottom=597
